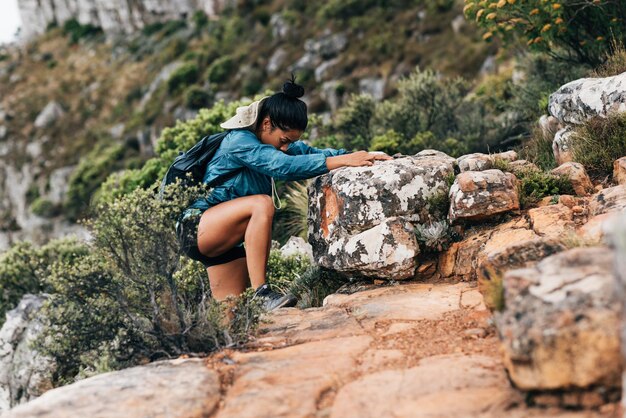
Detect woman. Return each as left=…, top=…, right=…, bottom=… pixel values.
left=177, top=78, right=390, bottom=310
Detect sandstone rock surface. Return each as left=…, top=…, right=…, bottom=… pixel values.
left=5, top=358, right=220, bottom=418
left=614, top=157, right=626, bottom=185
left=588, top=185, right=626, bottom=216
left=449, top=169, right=519, bottom=222
left=496, top=247, right=621, bottom=393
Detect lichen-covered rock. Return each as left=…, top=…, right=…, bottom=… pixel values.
left=33, top=101, right=64, bottom=129
left=279, top=236, right=314, bottom=263
left=309, top=151, right=455, bottom=279
left=549, top=72, right=626, bottom=125
left=0, top=295, right=55, bottom=412
left=317, top=217, right=419, bottom=279
left=588, top=185, right=626, bottom=216
left=539, top=115, right=562, bottom=139
left=552, top=127, right=574, bottom=166
left=496, top=248, right=621, bottom=394
left=448, top=169, right=519, bottom=223
left=508, top=159, right=540, bottom=174
left=5, top=358, right=219, bottom=418
left=614, top=157, right=626, bottom=185
left=551, top=162, right=593, bottom=196
left=456, top=150, right=517, bottom=173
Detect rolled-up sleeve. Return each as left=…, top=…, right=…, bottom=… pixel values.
left=230, top=143, right=330, bottom=181
left=286, top=141, right=348, bottom=157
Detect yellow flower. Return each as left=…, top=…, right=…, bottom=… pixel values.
left=483, top=32, right=494, bottom=40
left=497, top=0, right=506, bottom=6
left=487, top=12, right=497, bottom=20
left=476, top=9, right=485, bottom=19
left=541, top=23, right=552, bottom=32
left=489, top=2, right=498, bottom=8
left=597, top=36, right=605, bottom=41
left=507, top=0, right=516, bottom=3
left=530, top=8, right=540, bottom=16
left=555, top=17, right=563, bottom=24
left=552, top=3, right=562, bottom=9
left=534, top=37, right=543, bottom=44
left=463, top=3, right=474, bottom=13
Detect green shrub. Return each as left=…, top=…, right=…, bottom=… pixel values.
left=570, top=113, right=626, bottom=180
left=64, top=143, right=126, bottom=221
left=142, top=22, right=165, bottom=36
left=519, top=126, right=558, bottom=171
left=159, top=38, right=187, bottom=63
left=167, top=62, right=199, bottom=93
left=36, top=182, right=263, bottom=385
left=160, top=20, right=187, bottom=37
left=30, top=197, right=60, bottom=218
left=192, top=11, right=209, bottom=30
left=0, top=238, right=88, bottom=328
left=516, top=169, right=574, bottom=208
left=288, top=266, right=346, bottom=308
left=62, top=19, right=103, bottom=44
left=273, top=181, right=309, bottom=243
left=464, top=0, right=626, bottom=66
left=370, top=130, right=402, bottom=155
left=266, top=250, right=311, bottom=295
left=425, top=191, right=450, bottom=219
left=184, top=86, right=212, bottom=110
left=206, top=55, right=235, bottom=83
left=333, top=94, right=376, bottom=151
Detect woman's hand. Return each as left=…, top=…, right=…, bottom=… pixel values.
left=326, top=151, right=392, bottom=170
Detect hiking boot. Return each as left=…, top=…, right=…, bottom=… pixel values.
left=254, top=284, right=297, bottom=311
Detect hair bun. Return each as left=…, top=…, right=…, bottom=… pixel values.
left=283, top=74, right=305, bottom=99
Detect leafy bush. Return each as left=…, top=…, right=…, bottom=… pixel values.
left=167, top=62, right=199, bottom=93
left=36, top=182, right=264, bottom=385
left=207, top=55, right=235, bottom=83
left=30, top=197, right=60, bottom=218
left=464, top=0, right=626, bottom=66
left=570, top=113, right=626, bottom=180
left=62, top=19, right=103, bottom=44
left=266, top=250, right=311, bottom=295
left=64, top=143, right=126, bottom=221
left=519, top=126, right=558, bottom=171
left=288, top=266, right=346, bottom=308
left=273, top=181, right=309, bottom=243
left=184, top=86, right=212, bottom=110
left=332, top=94, right=376, bottom=151
left=515, top=169, right=574, bottom=208
left=0, top=238, right=88, bottom=328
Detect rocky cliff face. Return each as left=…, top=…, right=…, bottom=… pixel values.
left=17, top=0, right=235, bottom=41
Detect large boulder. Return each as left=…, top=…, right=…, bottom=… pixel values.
left=615, top=157, right=626, bottom=185
left=611, top=213, right=626, bottom=410
left=448, top=169, right=519, bottom=223
left=309, top=150, right=455, bottom=279
left=588, top=185, right=626, bottom=216
left=0, top=295, right=55, bottom=412
left=551, top=162, right=593, bottom=196
left=495, top=248, right=621, bottom=397
left=549, top=72, right=626, bottom=125
left=5, top=358, right=219, bottom=418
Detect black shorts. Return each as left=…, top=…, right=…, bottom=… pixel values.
left=176, top=213, right=246, bottom=268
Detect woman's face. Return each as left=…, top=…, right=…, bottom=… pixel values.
left=258, top=117, right=303, bottom=152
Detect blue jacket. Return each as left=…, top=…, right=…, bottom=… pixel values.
left=187, top=129, right=347, bottom=213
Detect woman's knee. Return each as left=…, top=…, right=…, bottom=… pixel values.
left=250, top=194, right=275, bottom=218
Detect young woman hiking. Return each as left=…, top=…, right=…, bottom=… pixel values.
left=176, top=77, right=391, bottom=310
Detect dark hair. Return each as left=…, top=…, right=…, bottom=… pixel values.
left=257, top=75, right=308, bottom=132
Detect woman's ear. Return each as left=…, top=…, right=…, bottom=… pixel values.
left=262, top=116, right=271, bottom=132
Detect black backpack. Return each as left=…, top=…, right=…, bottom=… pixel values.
left=159, top=131, right=239, bottom=199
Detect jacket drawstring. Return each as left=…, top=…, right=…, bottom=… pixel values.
left=271, top=178, right=282, bottom=210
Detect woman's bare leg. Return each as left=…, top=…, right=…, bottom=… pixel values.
left=197, top=194, right=274, bottom=292
left=206, top=258, right=250, bottom=300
